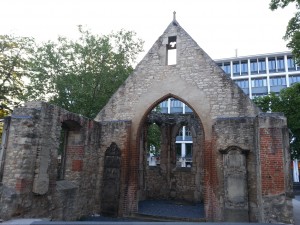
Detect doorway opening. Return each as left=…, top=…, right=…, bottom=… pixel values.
left=137, top=96, right=205, bottom=219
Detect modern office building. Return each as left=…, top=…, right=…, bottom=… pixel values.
left=215, top=51, right=300, bottom=98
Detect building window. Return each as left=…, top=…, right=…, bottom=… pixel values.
left=235, top=79, right=249, bottom=89
left=160, top=100, right=168, bottom=108
left=289, top=75, right=300, bottom=85
left=250, top=59, right=258, bottom=75
left=167, top=36, right=177, bottom=65
left=251, top=78, right=267, bottom=87
left=277, top=57, right=285, bottom=72
left=221, top=62, right=231, bottom=75
left=170, top=98, right=182, bottom=107
left=241, top=60, right=248, bottom=75
left=268, top=57, right=276, bottom=73
left=287, top=56, right=296, bottom=71
left=270, top=76, right=286, bottom=86
left=233, top=61, right=240, bottom=76
left=258, top=58, right=266, bottom=74
left=176, top=126, right=193, bottom=168
left=170, top=98, right=183, bottom=113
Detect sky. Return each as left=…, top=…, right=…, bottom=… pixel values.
left=0, top=0, right=297, bottom=61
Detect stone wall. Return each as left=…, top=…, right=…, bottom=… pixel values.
left=145, top=167, right=198, bottom=202
left=210, top=114, right=293, bottom=223
left=0, top=102, right=101, bottom=221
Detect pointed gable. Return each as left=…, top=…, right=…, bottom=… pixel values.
left=95, top=18, right=260, bottom=134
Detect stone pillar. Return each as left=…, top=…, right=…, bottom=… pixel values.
left=256, top=113, right=293, bottom=224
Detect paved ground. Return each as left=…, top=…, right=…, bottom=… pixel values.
left=2, top=196, right=299, bottom=225
left=293, top=195, right=300, bottom=225
left=137, top=200, right=205, bottom=219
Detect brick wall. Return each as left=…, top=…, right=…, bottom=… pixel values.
left=256, top=113, right=293, bottom=224
left=99, top=120, right=132, bottom=216
left=260, top=128, right=285, bottom=195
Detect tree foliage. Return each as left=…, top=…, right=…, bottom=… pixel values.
left=147, top=123, right=161, bottom=155
left=0, top=34, right=34, bottom=111
left=253, top=83, right=300, bottom=159
left=270, top=0, right=300, bottom=63
left=25, top=26, right=143, bottom=118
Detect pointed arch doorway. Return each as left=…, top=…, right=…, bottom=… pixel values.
left=135, top=95, right=206, bottom=219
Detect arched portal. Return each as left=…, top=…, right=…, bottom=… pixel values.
left=135, top=95, right=206, bottom=218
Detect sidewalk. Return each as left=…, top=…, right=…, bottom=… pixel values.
left=293, top=195, right=300, bottom=225
left=2, top=196, right=299, bottom=225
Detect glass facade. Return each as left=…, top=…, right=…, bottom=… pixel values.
left=250, top=59, right=258, bottom=74
left=235, top=80, right=249, bottom=88
left=277, top=57, right=285, bottom=72
left=251, top=78, right=267, bottom=87
left=270, top=76, right=286, bottom=86
left=268, top=57, right=276, bottom=73
left=233, top=61, right=240, bottom=76
left=258, top=58, right=266, bottom=74
left=290, top=75, right=300, bottom=85
left=223, top=62, right=231, bottom=75
left=216, top=52, right=300, bottom=98
left=241, top=60, right=248, bottom=75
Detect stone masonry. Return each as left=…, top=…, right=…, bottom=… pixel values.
left=0, top=17, right=293, bottom=223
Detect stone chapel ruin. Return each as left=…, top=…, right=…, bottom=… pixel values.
left=0, top=17, right=293, bottom=223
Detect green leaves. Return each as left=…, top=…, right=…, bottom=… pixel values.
left=270, top=0, right=300, bottom=63
left=253, top=83, right=300, bottom=159
left=25, top=26, right=144, bottom=118
left=147, top=123, right=161, bottom=155
left=0, top=34, right=34, bottom=111
left=269, top=0, right=300, bottom=10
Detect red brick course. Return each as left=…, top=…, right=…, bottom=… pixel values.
left=260, top=128, right=285, bottom=195
left=72, top=160, right=83, bottom=171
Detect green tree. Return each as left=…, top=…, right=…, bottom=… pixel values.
left=270, top=0, right=300, bottom=62
left=25, top=26, right=143, bottom=118
left=253, top=82, right=300, bottom=159
left=0, top=34, right=34, bottom=111
left=147, top=123, right=161, bottom=155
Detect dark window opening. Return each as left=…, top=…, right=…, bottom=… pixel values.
left=57, top=126, right=68, bottom=180
left=167, top=36, right=177, bottom=65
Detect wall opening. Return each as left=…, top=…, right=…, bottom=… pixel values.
left=57, top=120, right=81, bottom=180
left=167, top=36, right=177, bottom=65
left=176, top=126, right=193, bottom=168
left=57, top=125, right=68, bottom=180
left=137, top=96, right=205, bottom=210
left=146, top=123, right=161, bottom=166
